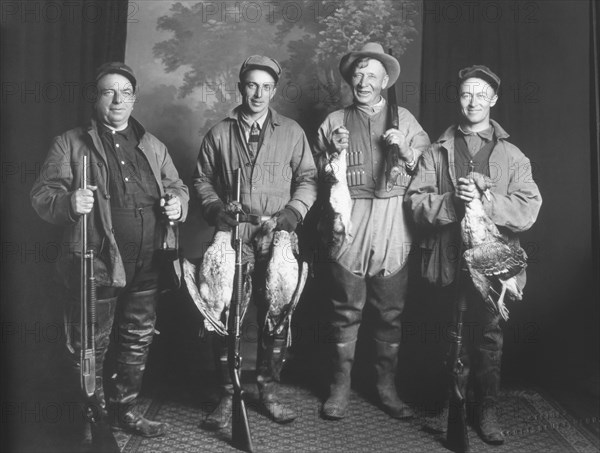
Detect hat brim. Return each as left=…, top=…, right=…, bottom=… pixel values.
left=339, top=51, right=401, bottom=87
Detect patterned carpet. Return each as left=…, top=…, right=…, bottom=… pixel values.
left=115, top=385, right=600, bottom=453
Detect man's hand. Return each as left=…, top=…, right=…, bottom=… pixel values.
left=274, top=206, right=301, bottom=232
left=330, top=126, right=350, bottom=155
left=161, top=194, right=182, bottom=221
left=70, top=186, right=97, bottom=215
left=205, top=201, right=239, bottom=232
left=383, top=128, right=414, bottom=162
left=456, top=177, right=481, bottom=204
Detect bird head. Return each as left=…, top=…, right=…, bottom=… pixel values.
left=468, top=171, right=494, bottom=200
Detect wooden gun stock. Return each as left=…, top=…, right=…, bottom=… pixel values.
left=228, top=168, right=254, bottom=452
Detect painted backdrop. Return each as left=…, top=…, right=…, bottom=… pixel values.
left=124, top=0, right=423, bottom=255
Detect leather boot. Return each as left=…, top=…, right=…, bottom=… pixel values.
left=322, top=340, right=356, bottom=420
left=257, top=335, right=297, bottom=423
left=202, top=340, right=234, bottom=430
left=477, top=349, right=504, bottom=443
left=479, top=397, right=504, bottom=444
left=110, top=402, right=167, bottom=437
left=475, top=317, right=504, bottom=444
left=108, top=289, right=166, bottom=437
left=374, top=339, right=414, bottom=419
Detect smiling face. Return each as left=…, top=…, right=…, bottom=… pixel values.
left=238, top=69, right=277, bottom=120
left=95, top=73, right=136, bottom=130
left=350, top=58, right=389, bottom=107
left=459, top=77, right=498, bottom=132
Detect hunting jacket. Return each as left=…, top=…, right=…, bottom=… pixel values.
left=31, top=117, right=189, bottom=288
left=405, top=120, right=542, bottom=288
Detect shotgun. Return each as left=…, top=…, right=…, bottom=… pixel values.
left=80, top=154, right=96, bottom=399
left=229, top=168, right=254, bottom=452
left=385, top=48, right=404, bottom=192
left=79, top=156, right=120, bottom=452
left=445, top=282, right=469, bottom=452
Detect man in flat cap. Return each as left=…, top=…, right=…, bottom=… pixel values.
left=194, top=55, right=317, bottom=428
left=406, top=65, right=542, bottom=444
left=314, top=42, right=430, bottom=420
left=31, top=62, right=189, bottom=445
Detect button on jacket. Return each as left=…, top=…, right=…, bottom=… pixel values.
left=193, top=107, right=317, bottom=223
left=405, top=120, right=542, bottom=288
left=31, top=117, right=189, bottom=288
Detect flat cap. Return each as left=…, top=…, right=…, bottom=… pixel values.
left=95, top=62, right=137, bottom=90
left=458, top=65, right=500, bottom=92
left=239, top=55, right=282, bottom=82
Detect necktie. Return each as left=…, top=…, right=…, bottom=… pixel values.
left=248, top=122, right=259, bottom=160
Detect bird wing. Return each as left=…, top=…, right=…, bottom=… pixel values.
left=464, top=241, right=527, bottom=280
left=182, top=258, right=228, bottom=336
left=265, top=232, right=308, bottom=337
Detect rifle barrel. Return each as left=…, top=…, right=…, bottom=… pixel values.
left=229, top=168, right=254, bottom=452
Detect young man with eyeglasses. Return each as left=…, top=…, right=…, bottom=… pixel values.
left=193, top=55, right=317, bottom=428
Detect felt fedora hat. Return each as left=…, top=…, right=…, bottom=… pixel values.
left=339, top=42, right=401, bottom=86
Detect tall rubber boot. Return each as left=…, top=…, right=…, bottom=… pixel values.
left=322, top=340, right=357, bottom=420
left=108, top=289, right=167, bottom=437
left=368, top=266, right=412, bottom=419
left=374, top=339, right=414, bottom=419
left=257, top=334, right=297, bottom=423
left=321, top=262, right=366, bottom=420
left=202, top=335, right=234, bottom=430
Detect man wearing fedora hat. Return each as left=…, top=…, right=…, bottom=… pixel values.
left=31, top=62, right=189, bottom=444
left=314, top=42, right=430, bottom=420
left=194, top=55, right=317, bottom=428
left=406, top=65, right=541, bottom=444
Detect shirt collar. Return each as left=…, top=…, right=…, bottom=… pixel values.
left=458, top=124, right=494, bottom=141
left=355, top=96, right=386, bottom=115
left=99, top=122, right=135, bottom=141
left=238, top=108, right=269, bottom=131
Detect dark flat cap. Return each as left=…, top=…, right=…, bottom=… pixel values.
left=458, top=65, right=500, bottom=92
left=95, top=62, right=137, bottom=90
left=239, top=55, right=282, bottom=82
left=339, top=42, right=401, bottom=86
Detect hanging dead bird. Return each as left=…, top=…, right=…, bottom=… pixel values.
left=254, top=218, right=308, bottom=344
left=461, top=172, right=528, bottom=320
left=183, top=230, right=252, bottom=336
left=316, top=146, right=353, bottom=257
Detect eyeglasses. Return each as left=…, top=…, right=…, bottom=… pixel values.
left=244, top=82, right=275, bottom=93
left=100, top=88, right=136, bottom=100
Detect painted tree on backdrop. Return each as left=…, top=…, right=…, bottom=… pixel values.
left=154, top=0, right=418, bottom=136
